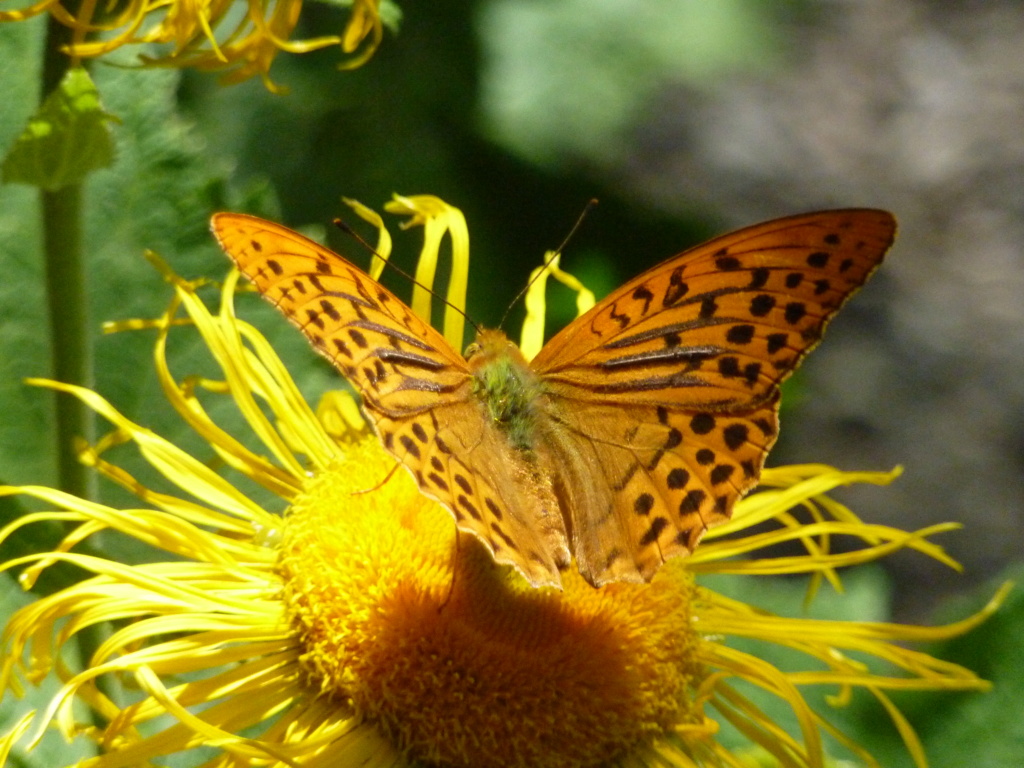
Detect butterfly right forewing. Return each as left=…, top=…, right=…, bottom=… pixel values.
left=212, top=214, right=467, bottom=408
left=212, top=213, right=568, bottom=588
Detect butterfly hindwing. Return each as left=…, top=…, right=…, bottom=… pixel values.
left=368, top=399, right=570, bottom=587
left=538, top=393, right=777, bottom=585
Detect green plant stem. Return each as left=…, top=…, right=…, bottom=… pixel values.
left=41, top=14, right=94, bottom=500
left=37, top=10, right=114, bottom=724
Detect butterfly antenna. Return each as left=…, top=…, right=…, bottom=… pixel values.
left=333, top=218, right=481, bottom=335
left=497, top=198, right=598, bottom=330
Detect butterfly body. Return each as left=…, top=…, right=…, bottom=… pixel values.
left=212, top=208, right=896, bottom=590
left=467, top=329, right=545, bottom=454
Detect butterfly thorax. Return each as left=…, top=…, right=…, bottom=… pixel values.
left=466, top=329, right=544, bottom=454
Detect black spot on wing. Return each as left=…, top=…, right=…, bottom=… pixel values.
left=726, top=324, right=755, bottom=345
left=718, top=357, right=740, bottom=378
left=399, top=435, right=421, bottom=460
left=458, top=495, right=482, bottom=521
left=699, top=295, right=718, bottom=318
left=690, top=414, right=715, bottom=435
left=485, top=498, right=504, bottom=522
left=750, top=295, right=775, bottom=317
left=784, top=302, right=807, bottom=325
left=807, top=252, right=830, bottom=268
left=348, top=328, right=368, bottom=348
left=632, top=285, right=654, bottom=314
left=639, top=516, right=668, bottom=546
left=666, top=467, right=689, bottom=489
left=320, top=299, right=341, bottom=321
left=710, top=464, right=734, bottom=485
left=634, top=493, right=654, bottom=516
left=766, top=333, right=788, bottom=355
left=723, top=424, right=749, bottom=451
left=663, top=269, right=688, bottom=307
left=679, top=490, right=705, bottom=514
left=749, top=267, right=770, bottom=289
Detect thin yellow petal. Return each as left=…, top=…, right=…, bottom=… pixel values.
left=520, top=251, right=596, bottom=361
left=385, top=194, right=470, bottom=348
left=342, top=196, right=394, bottom=281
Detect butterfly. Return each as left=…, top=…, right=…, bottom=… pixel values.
left=212, top=209, right=896, bottom=589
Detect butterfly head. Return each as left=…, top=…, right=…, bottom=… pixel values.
left=463, top=327, right=520, bottom=364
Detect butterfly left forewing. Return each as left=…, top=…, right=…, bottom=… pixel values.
left=532, top=209, right=895, bottom=585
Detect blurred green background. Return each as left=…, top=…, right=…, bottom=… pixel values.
left=2, top=0, right=1023, bottom=765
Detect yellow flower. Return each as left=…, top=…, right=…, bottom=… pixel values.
left=0, top=199, right=1005, bottom=768
left=0, top=0, right=387, bottom=90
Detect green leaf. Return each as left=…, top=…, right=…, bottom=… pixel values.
left=2, top=66, right=117, bottom=190
left=0, top=51, right=277, bottom=512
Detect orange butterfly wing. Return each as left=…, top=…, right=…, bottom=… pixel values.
left=530, top=209, right=896, bottom=585
left=211, top=214, right=569, bottom=587
left=213, top=209, right=895, bottom=590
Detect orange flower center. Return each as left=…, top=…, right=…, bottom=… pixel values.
left=280, top=438, right=705, bottom=768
